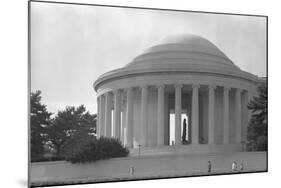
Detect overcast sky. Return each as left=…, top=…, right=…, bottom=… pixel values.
left=30, top=2, right=266, bottom=115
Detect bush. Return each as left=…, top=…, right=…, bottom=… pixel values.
left=31, top=156, right=65, bottom=163
left=61, top=135, right=94, bottom=160
left=65, top=137, right=129, bottom=163
left=246, top=135, right=267, bottom=151
left=246, top=118, right=267, bottom=151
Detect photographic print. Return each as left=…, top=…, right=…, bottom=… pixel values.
left=29, top=1, right=268, bottom=187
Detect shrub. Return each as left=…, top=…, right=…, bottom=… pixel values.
left=246, top=135, right=267, bottom=151
left=65, top=137, right=129, bottom=163
left=246, top=118, right=267, bottom=151
left=61, top=135, right=95, bottom=160
left=31, top=156, right=65, bottom=163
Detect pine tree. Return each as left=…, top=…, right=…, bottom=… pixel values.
left=30, top=90, right=52, bottom=161
left=46, top=105, right=96, bottom=158
left=247, top=82, right=267, bottom=151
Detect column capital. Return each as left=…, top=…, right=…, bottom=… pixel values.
left=140, top=85, right=149, bottom=89
left=120, top=88, right=126, bottom=93
left=236, top=88, right=242, bottom=93
left=223, top=86, right=231, bottom=91
left=175, top=84, right=183, bottom=89
left=100, top=94, right=106, bottom=100
left=113, top=89, right=121, bottom=95
left=192, top=84, right=200, bottom=89
left=157, top=84, right=165, bottom=89
left=208, top=84, right=217, bottom=90
left=125, top=87, right=134, bottom=92
left=104, top=91, right=113, bottom=96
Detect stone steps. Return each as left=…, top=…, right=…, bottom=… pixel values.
left=129, top=144, right=243, bottom=156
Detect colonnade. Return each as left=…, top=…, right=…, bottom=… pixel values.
left=97, top=84, right=249, bottom=148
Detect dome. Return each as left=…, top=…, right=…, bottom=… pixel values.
left=94, top=34, right=258, bottom=91
left=161, top=34, right=219, bottom=46
left=126, top=33, right=238, bottom=71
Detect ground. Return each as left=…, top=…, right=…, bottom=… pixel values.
left=30, top=151, right=267, bottom=187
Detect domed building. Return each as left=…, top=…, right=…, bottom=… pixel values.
left=93, top=34, right=259, bottom=154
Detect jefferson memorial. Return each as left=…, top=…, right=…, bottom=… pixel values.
left=93, top=34, right=260, bottom=153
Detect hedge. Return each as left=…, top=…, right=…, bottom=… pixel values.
left=65, top=137, right=129, bottom=163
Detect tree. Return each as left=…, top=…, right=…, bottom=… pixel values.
left=247, top=82, right=268, bottom=151
left=65, top=137, right=129, bottom=164
left=46, top=105, right=97, bottom=158
left=30, top=90, right=52, bottom=161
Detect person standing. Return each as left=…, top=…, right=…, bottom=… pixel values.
left=232, top=161, right=237, bottom=171
left=208, top=160, right=212, bottom=173
left=239, top=162, right=244, bottom=171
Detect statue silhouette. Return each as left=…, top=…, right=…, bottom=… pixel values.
left=182, top=119, right=187, bottom=143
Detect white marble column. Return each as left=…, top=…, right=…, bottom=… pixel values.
left=121, top=108, right=127, bottom=144
left=121, top=92, right=126, bottom=144
left=113, top=90, right=121, bottom=139
left=208, top=85, right=216, bottom=144
left=97, top=97, right=101, bottom=138
left=140, top=86, right=148, bottom=147
left=126, top=88, right=134, bottom=148
left=175, top=84, right=182, bottom=145
left=191, top=84, right=199, bottom=144
left=235, top=88, right=242, bottom=144
left=244, top=90, right=251, bottom=143
left=105, top=92, right=112, bottom=137
left=100, top=95, right=105, bottom=137
left=223, top=86, right=230, bottom=144
left=157, top=84, right=165, bottom=146
left=164, top=93, right=170, bottom=145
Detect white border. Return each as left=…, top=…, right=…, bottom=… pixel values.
left=1, top=0, right=279, bottom=188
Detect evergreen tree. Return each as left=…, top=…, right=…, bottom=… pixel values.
left=46, top=105, right=96, bottom=158
left=247, top=82, right=268, bottom=151
left=30, top=90, right=52, bottom=161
